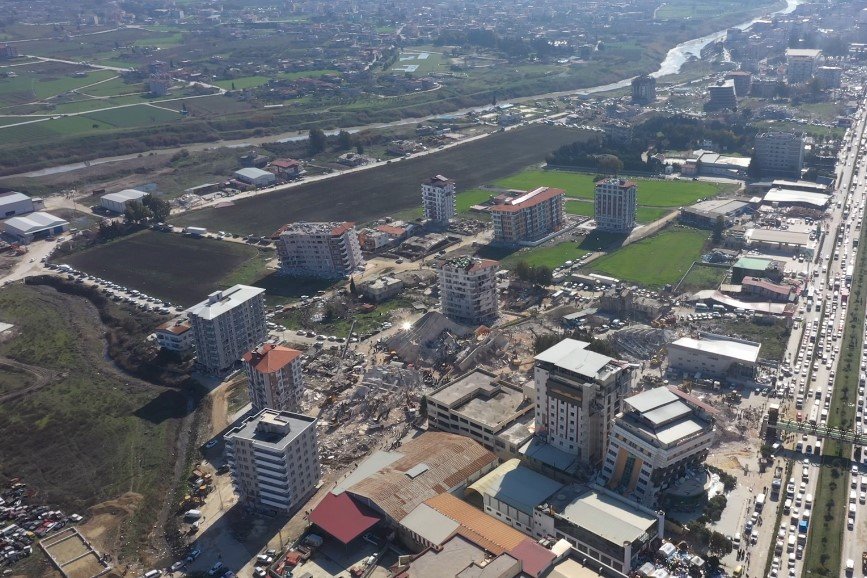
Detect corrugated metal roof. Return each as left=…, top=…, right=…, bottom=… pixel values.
left=467, top=459, right=562, bottom=515
left=424, top=493, right=528, bottom=555
left=345, top=432, right=496, bottom=523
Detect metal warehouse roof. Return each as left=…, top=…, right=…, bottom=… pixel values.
left=234, top=167, right=273, bottom=179
left=101, top=189, right=148, bottom=203
left=534, top=338, right=614, bottom=379
left=555, top=486, right=658, bottom=546
left=763, top=189, right=829, bottom=207
left=4, top=212, right=68, bottom=234
left=625, top=387, right=678, bottom=414
left=0, top=192, right=31, bottom=207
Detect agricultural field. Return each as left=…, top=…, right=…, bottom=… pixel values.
left=493, top=169, right=735, bottom=206
left=676, top=263, right=728, bottom=293
left=57, top=230, right=267, bottom=306
left=390, top=50, right=446, bottom=75
left=654, top=0, right=778, bottom=20
left=0, top=283, right=186, bottom=554
left=587, top=226, right=709, bottom=287
left=173, top=124, right=591, bottom=235
left=457, top=188, right=495, bottom=214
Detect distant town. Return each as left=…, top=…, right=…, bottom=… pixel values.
left=1, top=2, right=867, bottom=578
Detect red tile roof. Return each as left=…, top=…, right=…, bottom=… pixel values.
left=331, top=221, right=355, bottom=236
left=309, top=492, right=380, bottom=544
left=742, top=276, right=794, bottom=295
left=156, top=321, right=191, bottom=335
left=271, top=158, right=301, bottom=168
left=469, top=258, right=499, bottom=272
left=509, top=538, right=556, bottom=578
left=376, top=224, right=407, bottom=236
left=488, top=187, right=565, bottom=213
left=242, top=343, right=301, bottom=373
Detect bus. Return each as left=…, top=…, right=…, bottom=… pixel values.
left=808, top=405, right=819, bottom=426
left=847, top=265, right=855, bottom=284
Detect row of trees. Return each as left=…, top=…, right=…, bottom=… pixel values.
left=307, top=128, right=364, bottom=156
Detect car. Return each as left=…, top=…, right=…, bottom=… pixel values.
left=205, top=439, right=219, bottom=449
left=186, top=547, right=201, bottom=563
left=255, top=554, right=274, bottom=565
left=170, top=560, right=185, bottom=572
left=207, top=562, right=225, bottom=576
left=253, top=569, right=266, bottom=578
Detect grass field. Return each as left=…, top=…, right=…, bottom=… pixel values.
left=391, top=50, right=445, bottom=75
left=676, top=263, right=727, bottom=293
left=0, top=67, right=117, bottom=106
left=492, top=170, right=734, bottom=206
left=58, top=230, right=265, bottom=305
left=498, top=242, right=590, bottom=269
left=713, top=318, right=789, bottom=362
left=0, top=283, right=182, bottom=546
left=564, top=200, right=594, bottom=217
left=587, top=227, right=708, bottom=287
left=655, top=0, right=778, bottom=19
left=173, top=124, right=592, bottom=235
left=457, top=189, right=494, bottom=213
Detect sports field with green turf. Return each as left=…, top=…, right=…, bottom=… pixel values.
left=587, top=226, right=709, bottom=287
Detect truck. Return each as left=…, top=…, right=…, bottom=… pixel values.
left=184, top=226, right=207, bottom=237
left=755, top=493, right=766, bottom=512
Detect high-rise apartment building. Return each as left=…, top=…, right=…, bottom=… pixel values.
left=599, top=387, right=715, bottom=507
left=631, top=75, right=656, bottom=104
left=421, top=175, right=456, bottom=224
left=533, top=339, right=632, bottom=465
left=224, top=409, right=320, bottom=513
left=754, top=132, right=804, bottom=178
left=705, top=80, right=738, bottom=112
left=786, top=48, right=822, bottom=84
left=489, top=187, right=565, bottom=244
left=243, top=343, right=304, bottom=413
left=187, top=285, right=267, bottom=373
left=276, top=221, right=364, bottom=278
left=435, top=256, right=499, bottom=326
left=594, top=178, right=637, bottom=234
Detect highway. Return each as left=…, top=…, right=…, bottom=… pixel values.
left=756, top=96, right=867, bottom=578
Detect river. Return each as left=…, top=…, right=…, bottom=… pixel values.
left=13, top=0, right=804, bottom=179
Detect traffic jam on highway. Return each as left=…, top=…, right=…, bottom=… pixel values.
left=757, top=100, right=867, bottom=578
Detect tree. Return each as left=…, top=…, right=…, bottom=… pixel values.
left=231, top=81, right=236, bottom=91
left=709, top=531, right=733, bottom=555
left=337, top=130, right=353, bottom=150
left=349, top=277, right=358, bottom=297
left=123, top=200, right=153, bottom=224
left=308, top=128, right=327, bottom=155
left=356, top=143, right=365, bottom=155
left=597, top=154, right=623, bottom=175
left=143, top=195, right=171, bottom=222
left=712, top=216, right=725, bottom=244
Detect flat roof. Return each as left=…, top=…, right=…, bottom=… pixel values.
left=550, top=486, right=658, bottom=546
left=101, top=189, right=148, bottom=203
left=763, top=189, right=829, bottom=207
left=686, top=198, right=749, bottom=215
left=186, top=284, right=264, bottom=321
left=534, top=338, right=615, bottom=380
left=656, top=418, right=706, bottom=445
left=625, top=387, right=679, bottom=413
left=3, top=211, right=68, bottom=234
left=224, top=409, right=316, bottom=451
left=670, top=334, right=761, bottom=363
left=786, top=48, right=822, bottom=57
left=746, top=228, right=812, bottom=246
left=430, top=371, right=528, bottom=431
left=400, top=503, right=459, bottom=546
left=642, top=400, right=692, bottom=426
left=733, top=256, right=773, bottom=270
left=468, top=459, right=563, bottom=515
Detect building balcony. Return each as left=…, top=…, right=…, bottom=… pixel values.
left=259, top=488, right=292, bottom=504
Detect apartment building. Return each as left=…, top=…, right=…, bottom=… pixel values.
left=489, top=187, right=565, bottom=244
left=154, top=319, right=194, bottom=353
left=276, top=221, right=364, bottom=278
left=243, top=343, right=304, bottom=413
left=422, top=175, right=456, bottom=224
left=754, top=132, right=805, bottom=178
left=705, top=80, right=738, bottom=112
left=435, top=256, right=499, bottom=326
left=631, top=75, right=656, bottom=104
left=533, top=339, right=632, bottom=466
left=187, top=285, right=267, bottom=373
left=594, top=179, right=637, bottom=234
left=224, top=409, right=320, bottom=514
left=786, top=48, right=822, bottom=84
left=599, top=387, right=715, bottom=508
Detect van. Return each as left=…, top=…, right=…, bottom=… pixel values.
left=732, top=532, right=741, bottom=547
left=143, top=571, right=162, bottom=578
left=784, top=499, right=792, bottom=514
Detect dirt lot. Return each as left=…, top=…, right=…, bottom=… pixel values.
left=57, top=230, right=266, bottom=306
left=173, top=124, right=590, bottom=235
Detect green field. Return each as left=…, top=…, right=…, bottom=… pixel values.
left=0, top=67, right=117, bottom=106
left=391, top=50, right=445, bottom=75
left=457, top=188, right=494, bottom=213
left=493, top=170, right=733, bottom=206
left=0, top=283, right=185, bottom=552
left=655, top=0, right=777, bottom=19
left=676, top=263, right=727, bottom=293
left=498, top=242, right=590, bottom=269
left=564, top=200, right=594, bottom=217
left=565, top=200, right=671, bottom=223
left=588, top=227, right=709, bottom=287
left=84, top=104, right=181, bottom=128
left=214, top=75, right=273, bottom=90
left=58, top=230, right=266, bottom=306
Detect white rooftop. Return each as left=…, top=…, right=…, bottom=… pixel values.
left=400, top=503, right=459, bottom=545
left=557, top=487, right=658, bottom=546
left=625, top=387, right=678, bottom=413
left=4, top=212, right=68, bottom=234
left=186, top=284, right=265, bottom=321
left=468, top=459, right=563, bottom=515
left=0, top=192, right=31, bottom=206
left=763, top=188, right=829, bottom=207
left=101, top=189, right=148, bottom=203
left=534, top=338, right=615, bottom=380
left=670, top=334, right=760, bottom=363
left=656, top=418, right=706, bottom=446
left=235, top=167, right=273, bottom=179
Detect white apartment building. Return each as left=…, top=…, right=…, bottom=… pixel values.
left=533, top=339, right=632, bottom=466
left=224, top=409, right=320, bottom=514
left=598, top=387, right=715, bottom=508
left=754, top=132, right=805, bottom=178
left=422, top=175, right=456, bottom=224
left=243, top=343, right=304, bottom=413
left=435, top=256, right=499, bottom=326
left=276, top=221, right=364, bottom=278
left=594, top=179, right=637, bottom=234
left=187, top=285, right=267, bottom=373
left=785, top=48, right=822, bottom=84
left=154, top=319, right=194, bottom=353
left=490, top=187, right=565, bottom=244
